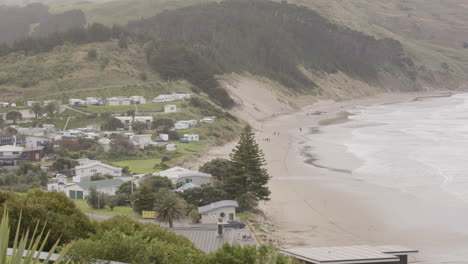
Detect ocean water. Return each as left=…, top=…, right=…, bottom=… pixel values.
left=342, top=94, right=468, bottom=205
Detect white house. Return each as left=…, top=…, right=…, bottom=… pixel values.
left=74, top=161, right=123, bottom=180
left=152, top=93, right=191, bottom=103
left=43, top=100, right=61, bottom=106
left=183, top=134, right=199, bottom=142
left=158, top=134, right=169, bottom=141
left=107, top=97, right=131, bottom=106
left=130, top=96, right=146, bottom=104
left=166, top=143, right=177, bottom=152
left=174, top=121, right=190, bottom=130
left=154, top=167, right=212, bottom=185
left=200, top=117, right=215, bottom=123
left=164, top=104, right=177, bottom=113
left=42, top=124, right=55, bottom=131
left=86, top=97, right=104, bottom=105
left=198, top=200, right=239, bottom=224
left=0, top=102, right=10, bottom=108
left=26, top=101, right=39, bottom=107
left=57, top=179, right=124, bottom=199
left=116, top=116, right=153, bottom=127
left=131, top=134, right=156, bottom=149
left=24, top=136, right=49, bottom=149
left=0, top=145, right=24, bottom=164
left=69, top=99, right=86, bottom=107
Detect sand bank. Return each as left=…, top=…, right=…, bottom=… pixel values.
left=194, top=91, right=468, bottom=264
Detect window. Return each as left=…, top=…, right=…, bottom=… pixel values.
left=185, top=178, right=192, bottom=183
left=220, top=212, right=225, bottom=218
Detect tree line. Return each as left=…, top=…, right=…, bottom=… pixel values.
left=0, top=190, right=297, bottom=264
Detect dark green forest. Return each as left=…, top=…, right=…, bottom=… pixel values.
left=129, top=0, right=417, bottom=94
left=0, top=0, right=418, bottom=108
left=0, top=3, right=85, bottom=45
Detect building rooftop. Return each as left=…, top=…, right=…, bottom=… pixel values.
left=75, top=161, right=122, bottom=171
left=0, top=145, right=24, bottom=152
left=280, top=245, right=418, bottom=264
left=198, top=200, right=239, bottom=214
left=76, top=179, right=124, bottom=190
left=175, top=182, right=200, bottom=192
left=169, top=227, right=255, bottom=253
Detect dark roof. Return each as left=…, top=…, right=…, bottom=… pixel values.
left=76, top=179, right=124, bottom=190
left=198, top=200, right=238, bottom=214
left=168, top=227, right=255, bottom=253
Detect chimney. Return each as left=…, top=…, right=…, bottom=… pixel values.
left=217, top=218, right=224, bottom=238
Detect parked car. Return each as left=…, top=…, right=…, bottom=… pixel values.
left=223, top=220, right=246, bottom=229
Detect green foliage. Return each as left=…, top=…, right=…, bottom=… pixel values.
left=0, top=209, right=73, bottom=264
left=0, top=163, right=48, bottom=189
left=68, top=216, right=204, bottom=264
left=51, top=158, right=79, bottom=171
left=44, top=102, right=60, bottom=117
left=31, top=102, right=43, bottom=119
left=103, top=117, right=124, bottom=131
left=0, top=189, right=95, bottom=250
left=6, top=111, right=22, bottom=124
left=207, top=244, right=294, bottom=264
left=152, top=118, right=174, bottom=131
left=132, top=121, right=148, bottom=134
left=224, top=125, right=271, bottom=204
left=154, top=191, right=187, bottom=228
left=116, top=181, right=137, bottom=196
left=200, top=158, right=231, bottom=183
left=180, top=184, right=229, bottom=207
left=145, top=42, right=235, bottom=108
left=133, top=184, right=155, bottom=213
left=86, top=187, right=108, bottom=209
left=140, top=175, right=173, bottom=193
left=128, top=0, right=416, bottom=94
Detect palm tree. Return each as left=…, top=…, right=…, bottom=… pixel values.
left=0, top=210, right=72, bottom=263
left=154, top=192, right=187, bottom=228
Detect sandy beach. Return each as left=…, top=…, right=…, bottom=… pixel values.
left=194, top=91, right=468, bottom=264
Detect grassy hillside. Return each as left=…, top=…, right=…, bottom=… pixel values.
left=47, top=0, right=466, bottom=89
left=0, top=40, right=194, bottom=102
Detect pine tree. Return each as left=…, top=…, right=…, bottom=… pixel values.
left=133, top=184, right=155, bottom=213
left=224, top=125, right=271, bottom=201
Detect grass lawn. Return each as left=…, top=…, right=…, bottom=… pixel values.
left=112, top=158, right=162, bottom=174
left=73, top=199, right=138, bottom=217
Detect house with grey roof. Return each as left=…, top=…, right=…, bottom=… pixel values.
left=169, top=226, right=255, bottom=253
left=154, top=166, right=212, bottom=185
left=198, top=200, right=238, bottom=224
left=73, top=161, right=123, bottom=182
left=60, top=179, right=124, bottom=199
left=280, top=245, right=418, bottom=264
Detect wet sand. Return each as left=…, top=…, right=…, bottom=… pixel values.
left=196, top=91, right=468, bottom=263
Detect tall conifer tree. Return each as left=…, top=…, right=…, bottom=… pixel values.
left=224, top=125, right=271, bottom=201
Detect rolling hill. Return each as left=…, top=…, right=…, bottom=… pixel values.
left=0, top=0, right=466, bottom=108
